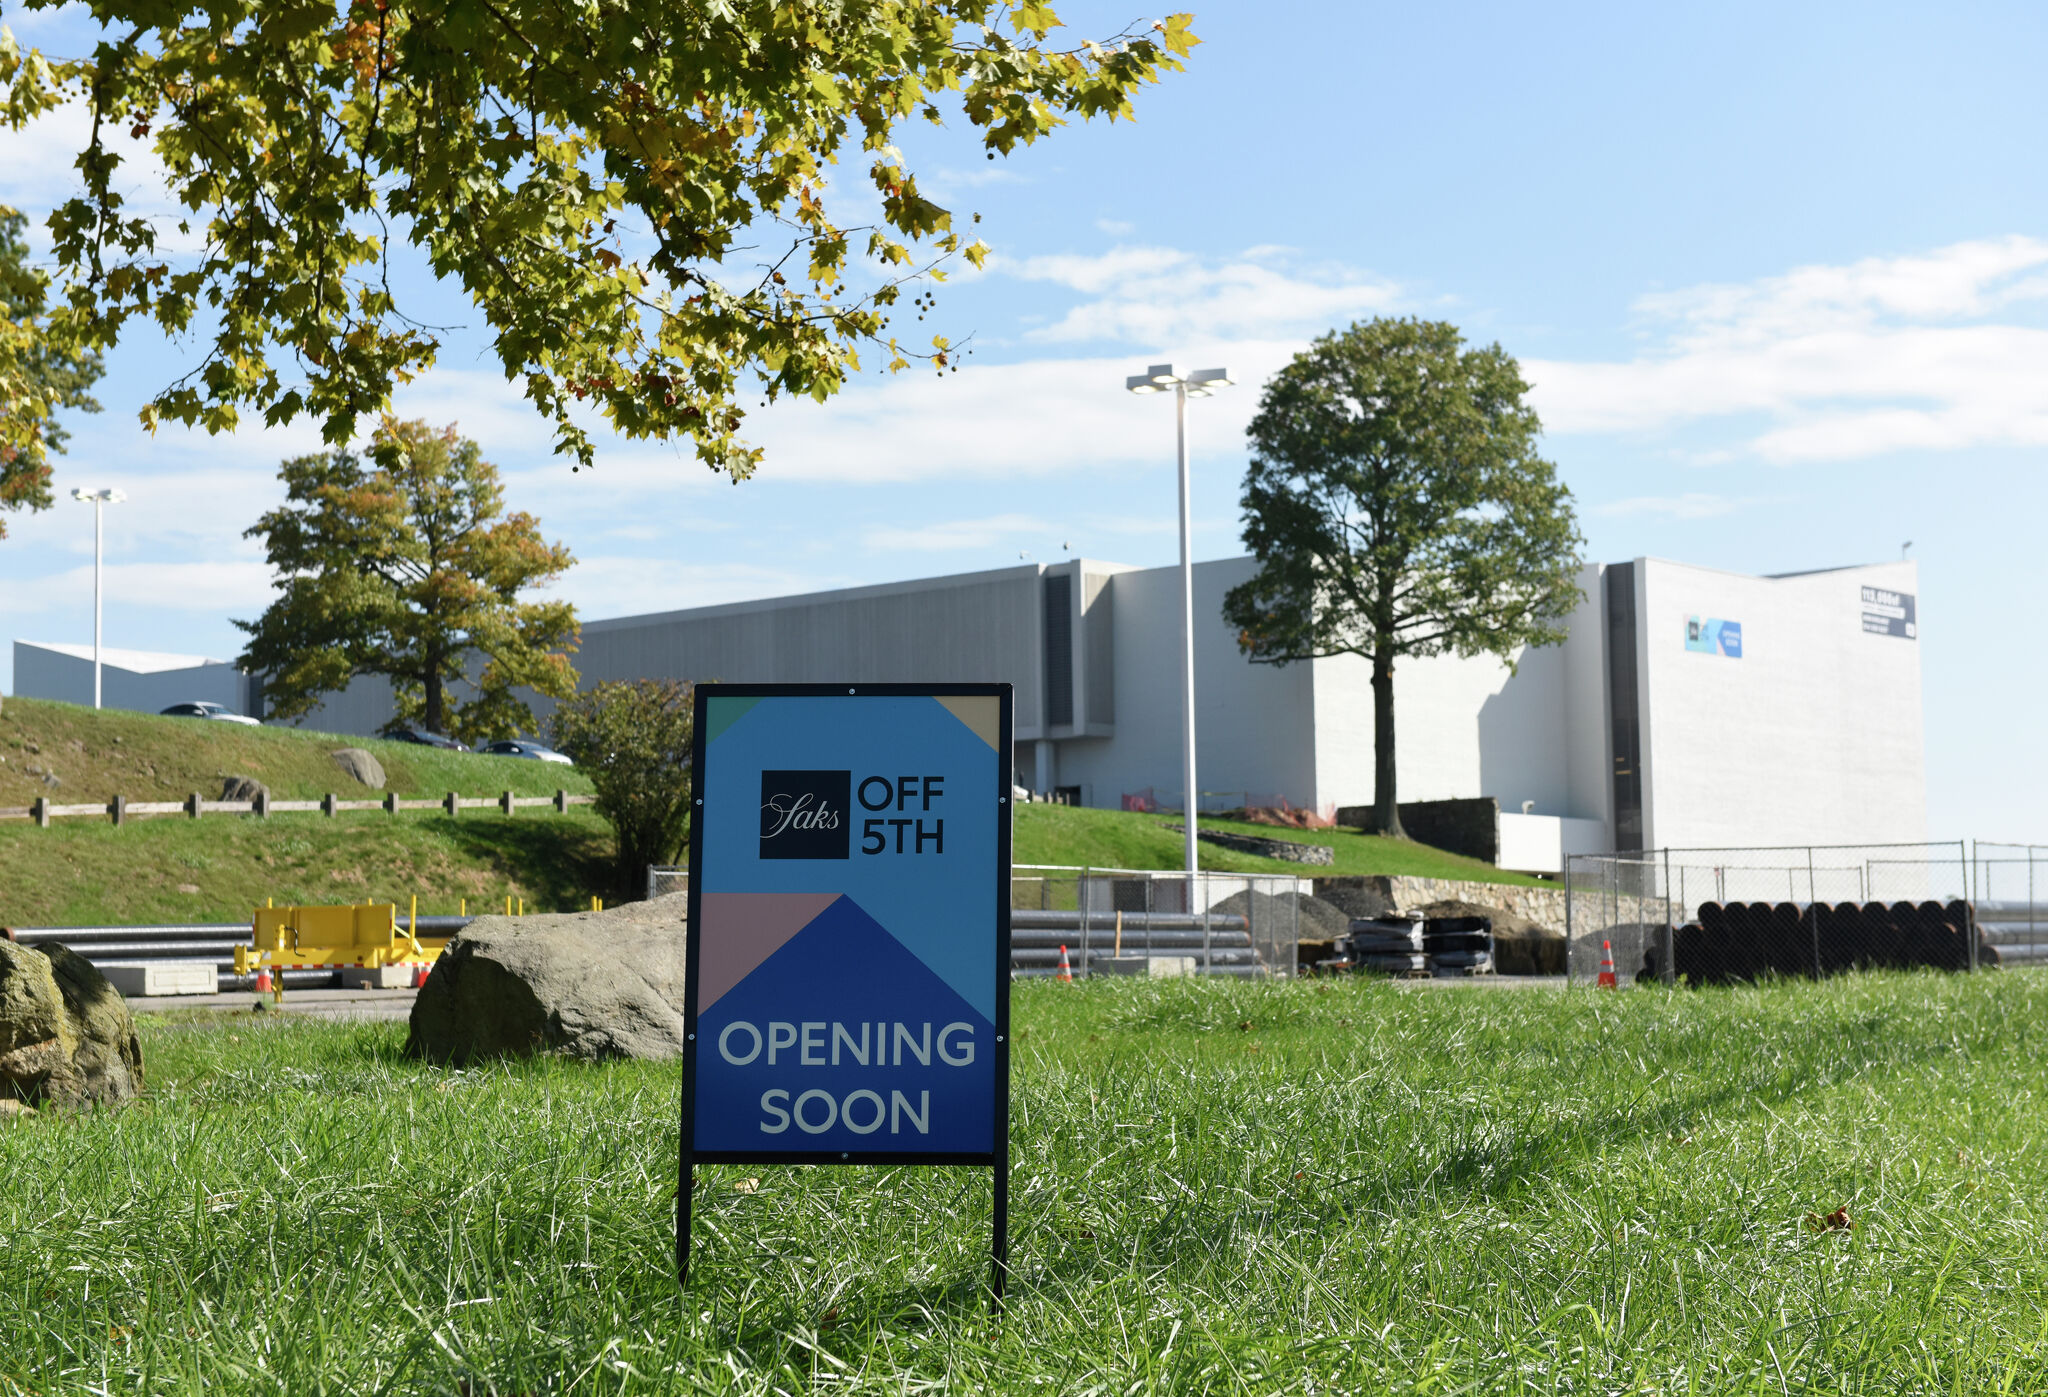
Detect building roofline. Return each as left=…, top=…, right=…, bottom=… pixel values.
left=581, top=558, right=1146, bottom=633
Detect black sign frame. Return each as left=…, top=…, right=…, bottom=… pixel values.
left=676, top=682, right=1014, bottom=1305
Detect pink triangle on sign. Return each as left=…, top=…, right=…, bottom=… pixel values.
left=696, top=892, right=843, bottom=1012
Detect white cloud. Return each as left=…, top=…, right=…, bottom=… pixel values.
left=0, top=97, right=207, bottom=256
left=734, top=342, right=1284, bottom=485
left=1, top=560, right=272, bottom=616
left=862, top=513, right=1049, bottom=551
left=1595, top=492, right=1758, bottom=520
left=1095, top=218, right=1135, bottom=236
left=1526, top=237, right=2048, bottom=461
left=1000, top=244, right=1399, bottom=346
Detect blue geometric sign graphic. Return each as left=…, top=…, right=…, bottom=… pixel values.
left=683, top=686, right=1012, bottom=1165
left=1684, top=615, right=1742, bottom=658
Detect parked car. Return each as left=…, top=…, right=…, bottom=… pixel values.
left=160, top=701, right=261, bottom=726
left=476, top=738, right=574, bottom=766
left=388, top=727, right=468, bottom=751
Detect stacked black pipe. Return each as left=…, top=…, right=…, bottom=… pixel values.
left=1664, top=900, right=1982, bottom=985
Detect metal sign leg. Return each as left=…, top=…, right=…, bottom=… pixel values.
left=677, top=1154, right=694, bottom=1286
left=991, top=1159, right=1009, bottom=1314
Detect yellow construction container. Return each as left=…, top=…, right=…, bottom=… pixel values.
left=235, top=903, right=448, bottom=975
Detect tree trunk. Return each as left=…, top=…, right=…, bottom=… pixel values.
left=1371, top=647, right=1405, bottom=839
left=424, top=657, right=444, bottom=735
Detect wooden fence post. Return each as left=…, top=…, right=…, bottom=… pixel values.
left=500, top=790, right=514, bottom=816
left=32, top=796, right=48, bottom=828
left=384, top=791, right=398, bottom=816
left=255, top=790, right=270, bottom=818
left=445, top=791, right=459, bottom=818
left=187, top=792, right=202, bottom=818
left=555, top=788, right=567, bottom=814
left=110, top=794, right=125, bottom=827
left=322, top=792, right=337, bottom=817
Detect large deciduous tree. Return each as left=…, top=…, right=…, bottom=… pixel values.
left=0, top=204, right=102, bottom=538
left=1222, top=318, right=1583, bottom=841
left=548, top=679, right=695, bottom=900
left=0, top=5, right=1196, bottom=475
left=238, top=418, right=578, bottom=741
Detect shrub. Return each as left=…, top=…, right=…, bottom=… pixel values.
left=547, top=680, right=694, bottom=899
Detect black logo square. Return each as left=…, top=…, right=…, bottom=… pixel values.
left=759, top=770, right=850, bottom=859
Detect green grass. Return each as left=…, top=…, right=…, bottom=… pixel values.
left=7, top=972, right=2047, bottom=1393
left=1014, top=802, right=1545, bottom=885
left=0, top=811, right=614, bottom=925
left=0, top=697, right=613, bottom=925
left=0, top=696, right=595, bottom=809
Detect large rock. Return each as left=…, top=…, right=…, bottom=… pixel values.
left=406, top=895, right=689, bottom=1064
left=0, top=940, right=145, bottom=1109
left=220, top=774, right=268, bottom=802
left=331, top=747, right=386, bottom=789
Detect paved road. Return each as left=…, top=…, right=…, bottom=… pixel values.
left=130, top=988, right=420, bottom=1022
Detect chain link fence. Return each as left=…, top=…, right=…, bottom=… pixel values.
left=1970, top=842, right=2048, bottom=968
left=649, top=862, right=1303, bottom=979
left=1565, top=842, right=1978, bottom=986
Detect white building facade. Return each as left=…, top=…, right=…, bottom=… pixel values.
left=559, top=552, right=1926, bottom=865
left=8, top=553, right=1926, bottom=867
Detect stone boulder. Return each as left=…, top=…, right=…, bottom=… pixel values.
left=220, top=774, right=268, bottom=802
left=1, top=940, right=145, bottom=1109
left=406, top=894, right=689, bottom=1064
left=331, top=748, right=386, bottom=789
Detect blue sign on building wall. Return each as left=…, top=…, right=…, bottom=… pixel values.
left=1685, top=616, right=1742, bottom=658
left=679, top=684, right=1013, bottom=1293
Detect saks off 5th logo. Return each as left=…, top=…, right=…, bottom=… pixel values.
left=759, top=769, right=952, bottom=859
left=759, top=770, right=851, bottom=859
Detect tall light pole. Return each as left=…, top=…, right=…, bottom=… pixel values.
left=70, top=487, right=126, bottom=709
left=1124, top=364, right=1233, bottom=880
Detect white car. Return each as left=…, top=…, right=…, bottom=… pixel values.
left=476, top=738, right=574, bottom=766
left=161, top=701, right=261, bottom=726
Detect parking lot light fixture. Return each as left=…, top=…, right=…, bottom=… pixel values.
left=69, top=487, right=127, bottom=709
left=1124, top=366, right=1233, bottom=881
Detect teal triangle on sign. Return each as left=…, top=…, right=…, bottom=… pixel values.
left=703, top=696, right=764, bottom=745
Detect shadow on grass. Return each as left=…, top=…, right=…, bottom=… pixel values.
left=429, top=815, right=614, bottom=910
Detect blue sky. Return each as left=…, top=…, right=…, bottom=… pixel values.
left=3, top=2, right=2045, bottom=843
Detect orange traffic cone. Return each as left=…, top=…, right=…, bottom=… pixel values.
left=1596, top=939, right=1618, bottom=989
left=254, top=965, right=272, bottom=993
left=1057, top=944, right=1074, bottom=982
left=411, top=962, right=429, bottom=989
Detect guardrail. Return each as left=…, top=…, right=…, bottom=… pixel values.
left=0, top=789, right=594, bottom=826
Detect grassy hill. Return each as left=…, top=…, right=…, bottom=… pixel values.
left=0, top=696, right=592, bottom=808
left=0, top=697, right=608, bottom=927
left=1012, top=802, right=1546, bottom=885
left=0, top=698, right=1536, bottom=926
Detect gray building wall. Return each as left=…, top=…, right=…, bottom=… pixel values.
left=12, top=641, right=259, bottom=716
left=188, top=549, right=1927, bottom=856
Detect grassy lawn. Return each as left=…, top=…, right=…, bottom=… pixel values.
left=0, top=811, right=614, bottom=926
left=1014, top=802, right=1545, bottom=885
left=6, top=972, right=2045, bottom=1393
left=0, top=696, right=595, bottom=809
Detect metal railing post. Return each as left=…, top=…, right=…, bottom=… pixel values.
left=1563, top=854, right=1574, bottom=987
left=1963, top=840, right=1976, bottom=971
